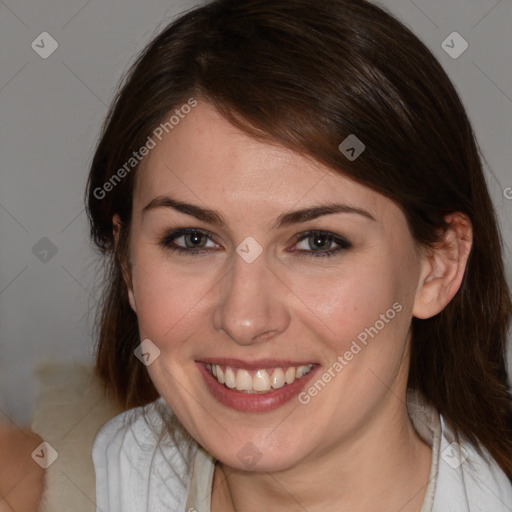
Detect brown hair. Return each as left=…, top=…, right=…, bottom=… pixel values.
left=86, top=0, right=512, bottom=477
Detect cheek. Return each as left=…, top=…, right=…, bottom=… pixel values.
left=292, top=258, right=413, bottom=391
left=130, top=254, right=213, bottom=345
left=295, top=263, right=401, bottom=340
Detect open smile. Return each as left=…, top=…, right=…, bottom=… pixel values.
left=196, top=359, right=319, bottom=412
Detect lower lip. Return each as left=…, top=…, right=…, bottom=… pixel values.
left=196, top=362, right=319, bottom=413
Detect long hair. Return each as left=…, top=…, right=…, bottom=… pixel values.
left=85, top=0, right=512, bottom=477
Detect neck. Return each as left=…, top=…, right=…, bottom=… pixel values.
left=211, top=391, right=432, bottom=512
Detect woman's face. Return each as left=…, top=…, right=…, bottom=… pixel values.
left=123, top=101, right=428, bottom=472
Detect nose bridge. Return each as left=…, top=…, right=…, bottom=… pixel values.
left=212, top=250, right=289, bottom=345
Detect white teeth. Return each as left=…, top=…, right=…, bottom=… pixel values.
left=225, top=367, right=236, bottom=388
left=253, top=370, right=271, bottom=391
left=270, top=368, right=285, bottom=389
left=206, top=363, right=313, bottom=393
left=285, top=367, right=296, bottom=384
left=216, top=365, right=225, bottom=384
left=236, top=369, right=253, bottom=391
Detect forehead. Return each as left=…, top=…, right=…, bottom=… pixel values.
left=133, top=101, right=396, bottom=221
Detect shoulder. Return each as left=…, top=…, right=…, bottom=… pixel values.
left=93, top=398, right=197, bottom=512
left=0, top=425, right=45, bottom=511
left=433, top=416, right=512, bottom=512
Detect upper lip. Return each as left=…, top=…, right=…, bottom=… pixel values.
left=197, top=358, right=317, bottom=370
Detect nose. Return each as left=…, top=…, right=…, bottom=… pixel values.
left=212, top=250, right=291, bottom=346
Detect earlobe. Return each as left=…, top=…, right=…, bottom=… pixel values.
left=112, top=213, right=137, bottom=313
left=127, top=287, right=137, bottom=313
left=413, top=212, right=472, bottom=319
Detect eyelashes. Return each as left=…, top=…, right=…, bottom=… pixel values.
left=159, top=228, right=220, bottom=255
left=292, top=230, right=352, bottom=257
left=158, top=228, right=352, bottom=258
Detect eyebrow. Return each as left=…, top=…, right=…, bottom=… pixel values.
left=142, top=195, right=376, bottom=228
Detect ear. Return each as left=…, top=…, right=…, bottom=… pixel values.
left=112, top=214, right=137, bottom=313
left=413, top=212, right=472, bottom=319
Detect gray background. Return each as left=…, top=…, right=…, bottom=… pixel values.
left=0, top=0, right=511, bottom=426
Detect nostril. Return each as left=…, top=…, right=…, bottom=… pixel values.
left=253, top=330, right=279, bottom=342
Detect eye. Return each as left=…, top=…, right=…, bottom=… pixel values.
left=159, top=228, right=350, bottom=258
left=159, top=228, right=220, bottom=254
left=293, top=230, right=352, bottom=257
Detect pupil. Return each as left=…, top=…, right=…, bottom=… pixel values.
left=186, top=232, right=205, bottom=247
left=310, top=234, right=331, bottom=250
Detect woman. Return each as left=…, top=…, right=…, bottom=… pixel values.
left=87, top=0, right=512, bottom=510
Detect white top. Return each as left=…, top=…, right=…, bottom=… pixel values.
left=92, top=392, right=512, bottom=511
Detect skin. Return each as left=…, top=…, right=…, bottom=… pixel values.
left=114, top=101, right=472, bottom=511
left=0, top=425, right=45, bottom=511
